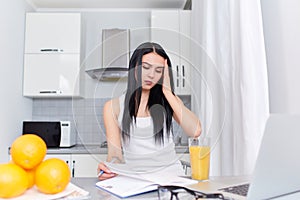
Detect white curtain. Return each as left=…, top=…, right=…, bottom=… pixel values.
left=190, top=0, right=270, bottom=176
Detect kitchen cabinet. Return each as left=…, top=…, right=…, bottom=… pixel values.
left=45, top=154, right=106, bottom=178
left=24, top=13, right=81, bottom=54
left=23, top=13, right=83, bottom=97
left=151, top=10, right=191, bottom=95
left=71, top=154, right=106, bottom=178
left=23, top=54, right=81, bottom=96
left=44, top=153, right=189, bottom=177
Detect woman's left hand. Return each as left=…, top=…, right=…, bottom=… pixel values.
left=162, top=59, right=172, bottom=95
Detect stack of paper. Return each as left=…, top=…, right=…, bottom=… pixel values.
left=96, top=165, right=197, bottom=198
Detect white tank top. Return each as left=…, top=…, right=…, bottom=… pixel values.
left=117, top=94, right=184, bottom=175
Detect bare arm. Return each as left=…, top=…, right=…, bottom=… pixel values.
left=162, top=60, right=201, bottom=137
left=103, top=98, right=123, bottom=162
left=97, top=98, right=123, bottom=180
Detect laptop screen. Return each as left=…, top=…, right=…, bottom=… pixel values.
left=247, top=114, right=300, bottom=199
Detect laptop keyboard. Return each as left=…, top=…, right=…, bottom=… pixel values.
left=219, top=183, right=250, bottom=197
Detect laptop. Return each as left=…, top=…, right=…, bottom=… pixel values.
left=207, top=114, right=300, bottom=199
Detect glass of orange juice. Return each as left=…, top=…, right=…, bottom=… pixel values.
left=188, top=137, right=211, bottom=181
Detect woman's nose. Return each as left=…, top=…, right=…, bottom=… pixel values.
left=148, top=68, right=155, bottom=78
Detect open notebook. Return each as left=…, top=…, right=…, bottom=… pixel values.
left=95, top=163, right=197, bottom=198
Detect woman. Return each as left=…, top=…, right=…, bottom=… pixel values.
left=97, top=42, right=201, bottom=180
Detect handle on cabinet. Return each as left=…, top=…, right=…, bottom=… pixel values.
left=176, top=65, right=179, bottom=87
left=40, top=49, right=64, bottom=52
left=39, top=90, right=62, bottom=94
left=72, top=160, right=75, bottom=177
left=182, top=65, right=185, bottom=87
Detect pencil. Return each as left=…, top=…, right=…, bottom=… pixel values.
left=97, top=157, right=117, bottom=177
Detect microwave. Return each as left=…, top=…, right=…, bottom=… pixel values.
left=22, top=121, right=76, bottom=148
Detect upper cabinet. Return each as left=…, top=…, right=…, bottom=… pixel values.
left=151, top=10, right=191, bottom=95
left=24, top=13, right=81, bottom=54
left=23, top=13, right=83, bottom=97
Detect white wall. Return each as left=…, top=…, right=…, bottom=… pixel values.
left=0, top=1, right=33, bottom=163
left=261, top=0, right=300, bottom=113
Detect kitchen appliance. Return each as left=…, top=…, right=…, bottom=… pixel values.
left=22, top=121, right=76, bottom=148
left=85, top=28, right=130, bottom=80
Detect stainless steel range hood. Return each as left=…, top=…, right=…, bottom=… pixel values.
left=86, top=28, right=130, bottom=81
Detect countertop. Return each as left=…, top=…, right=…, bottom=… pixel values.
left=71, top=176, right=249, bottom=200
left=8, top=144, right=108, bottom=155
left=46, top=144, right=189, bottom=154
left=72, top=177, right=300, bottom=200
left=46, top=144, right=108, bottom=154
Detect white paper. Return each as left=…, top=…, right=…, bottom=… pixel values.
left=96, top=164, right=197, bottom=198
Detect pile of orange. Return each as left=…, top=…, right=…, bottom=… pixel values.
left=0, top=134, right=71, bottom=198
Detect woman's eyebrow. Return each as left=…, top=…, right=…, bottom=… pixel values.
left=142, top=62, right=151, bottom=66
left=142, top=62, right=164, bottom=68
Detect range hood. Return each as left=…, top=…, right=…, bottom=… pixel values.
left=86, top=28, right=130, bottom=81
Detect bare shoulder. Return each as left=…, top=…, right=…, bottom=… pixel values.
left=103, top=97, right=120, bottom=119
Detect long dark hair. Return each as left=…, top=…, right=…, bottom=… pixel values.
left=121, top=42, right=175, bottom=145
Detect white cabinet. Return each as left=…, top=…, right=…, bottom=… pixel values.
left=23, top=13, right=83, bottom=97
left=23, top=54, right=81, bottom=96
left=24, top=13, right=81, bottom=54
left=151, top=10, right=191, bottom=95
left=71, top=154, right=107, bottom=178
left=45, top=154, right=106, bottom=177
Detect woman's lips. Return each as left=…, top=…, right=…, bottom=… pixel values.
left=144, top=80, right=153, bottom=85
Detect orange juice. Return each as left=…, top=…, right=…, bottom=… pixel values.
left=189, top=146, right=210, bottom=180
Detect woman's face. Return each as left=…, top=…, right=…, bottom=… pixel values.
left=140, top=52, right=165, bottom=90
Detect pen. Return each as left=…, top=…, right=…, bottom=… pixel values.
left=98, top=157, right=117, bottom=177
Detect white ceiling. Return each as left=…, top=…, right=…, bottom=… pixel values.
left=26, top=0, right=188, bottom=10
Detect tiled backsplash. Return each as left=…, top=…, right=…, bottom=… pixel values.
left=32, top=96, right=191, bottom=145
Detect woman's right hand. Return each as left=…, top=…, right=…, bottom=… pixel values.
left=97, top=162, right=117, bottom=181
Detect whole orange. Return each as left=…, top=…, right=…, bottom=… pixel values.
left=35, top=158, right=71, bottom=194
left=11, top=134, right=47, bottom=169
left=0, top=163, right=29, bottom=198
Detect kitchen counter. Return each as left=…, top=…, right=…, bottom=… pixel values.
left=46, top=144, right=189, bottom=154
left=46, top=144, right=108, bottom=154
left=71, top=176, right=250, bottom=200
left=8, top=144, right=108, bottom=155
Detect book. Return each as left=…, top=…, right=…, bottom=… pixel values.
left=95, top=163, right=197, bottom=198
